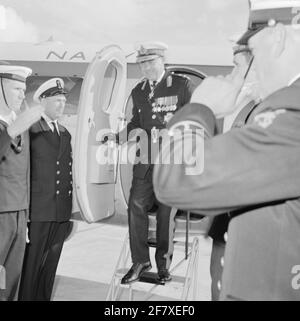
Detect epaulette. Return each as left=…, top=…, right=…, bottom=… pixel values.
left=166, top=75, right=172, bottom=87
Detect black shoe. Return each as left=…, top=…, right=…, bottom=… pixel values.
left=157, top=269, right=172, bottom=283
left=121, top=262, right=152, bottom=284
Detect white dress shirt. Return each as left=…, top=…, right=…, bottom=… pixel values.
left=149, top=70, right=165, bottom=88
left=42, top=114, right=60, bottom=135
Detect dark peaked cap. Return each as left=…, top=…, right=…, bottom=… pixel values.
left=33, top=78, right=68, bottom=103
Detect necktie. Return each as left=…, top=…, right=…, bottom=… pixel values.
left=149, top=81, right=157, bottom=100
left=151, top=81, right=157, bottom=90
left=51, top=121, right=60, bottom=137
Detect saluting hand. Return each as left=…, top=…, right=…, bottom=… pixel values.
left=7, top=105, right=45, bottom=139
left=190, top=68, right=245, bottom=118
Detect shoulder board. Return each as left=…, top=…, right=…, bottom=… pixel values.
left=166, top=75, right=172, bottom=87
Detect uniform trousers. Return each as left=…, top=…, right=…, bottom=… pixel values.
left=0, top=210, right=27, bottom=301
left=19, top=220, right=71, bottom=301
left=128, top=173, right=176, bottom=270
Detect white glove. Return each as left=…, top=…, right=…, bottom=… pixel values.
left=191, top=68, right=245, bottom=119
left=7, top=105, right=44, bottom=139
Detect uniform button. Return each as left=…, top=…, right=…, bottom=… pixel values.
left=69, top=171, right=72, bottom=175
left=56, top=180, right=60, bottom=185
left=56, top=161, right=60, bottom=165
left=69, top=162, right=72, bottom=166
left=220, top=257, right=225, bottom=268
left=224, top=232, right=228, bottom=243
left=70, top=181, right=73, bottom=185
left=56, top=191, right=60, bottom=195
left=57, top=171, right=60, bottom=175
left=217, top=281, right=222, bottom=291
left=69, top=190, right=72, bottom=194
left=152, top=115, right=156, bottom=120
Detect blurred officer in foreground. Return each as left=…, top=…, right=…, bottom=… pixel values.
left=19, top=78, right=72, bottom=301
left=154, top=0, right=300, bottom=300
left=0, top=64, right=43, bottom=301
left=208, top=44, right=260, bottom=301
left=106, top=42, right=194, bottom=284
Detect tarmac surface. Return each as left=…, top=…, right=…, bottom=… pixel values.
left=52, top=218, right=212, bottom=301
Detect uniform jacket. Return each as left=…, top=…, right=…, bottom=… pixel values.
left=29, top=119, right=72, bottom=222
left=153, top=79, right=300, bottom=300
left=118, top=70, right=194, bottom=179
left=0, top=120, right=30, bottom=213
left=208, top=100, right=258, bottom=243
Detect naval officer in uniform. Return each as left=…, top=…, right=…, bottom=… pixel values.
left=154, top=0, right=300, bottom=300
left=19, top=78, right=73, bottom=301
left=0, top=64, right=43, bottom=301
left=106, top=42, right=194, bottom=284
left=208, top=43, right=260, bottom=301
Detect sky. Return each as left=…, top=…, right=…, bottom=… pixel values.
left=0, top=0, right=250, bottom=47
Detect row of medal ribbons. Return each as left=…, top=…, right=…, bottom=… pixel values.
left=152, top=95, right=178, bottom=113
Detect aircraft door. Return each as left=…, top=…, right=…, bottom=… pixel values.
left=74, top=45, right=126, bottom=223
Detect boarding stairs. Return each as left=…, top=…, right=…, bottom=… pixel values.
left=106, top=210, right=208, bottom=301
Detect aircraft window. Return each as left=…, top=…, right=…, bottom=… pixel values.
left=166, top=66, right=206, bottom=87
left=24, top=76, right=83, bottom=115
left=99, top=63, right=117, bottom=113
